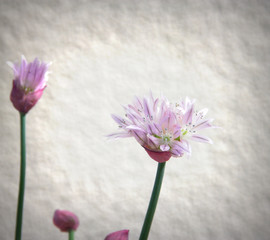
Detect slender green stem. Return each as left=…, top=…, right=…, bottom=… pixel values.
left=69, top=230, right=75, bottom=240
left=139, top=162, right=166, bottom=240
left=15, top=113, right=26, bottom=240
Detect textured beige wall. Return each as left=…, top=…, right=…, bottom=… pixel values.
left=0, top=0, right=270, bottom=239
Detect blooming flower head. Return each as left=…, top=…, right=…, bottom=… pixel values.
left=104, top=230, right=129, bottom=240
left=53, top=209, right=79, bottom=232
left=8, top=55, right=50, bottom=114
left=108, top=93, right=216, bottom=162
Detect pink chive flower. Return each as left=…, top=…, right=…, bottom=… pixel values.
left=108, top=93, right=216, bottom=162
left=104, top=230, right=129, bottom=240
left=8, top=55, right=51, bottom=114
left=53, top=210, right=79, bottom=232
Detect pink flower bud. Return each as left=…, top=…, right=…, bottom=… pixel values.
left=8, top=56, right=50, bottom=114
left=104, top=230, right=129, bottom=240
left=53, top=210, right=79, bottom=232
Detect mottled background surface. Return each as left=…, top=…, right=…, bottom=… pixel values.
left=0, top=0, right=270, bottom=239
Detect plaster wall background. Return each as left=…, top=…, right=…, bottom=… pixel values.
left=0, top=0, right=270, bottom=239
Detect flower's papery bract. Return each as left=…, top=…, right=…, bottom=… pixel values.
left=109, top=93, right=216, bottom=162
left=8, top=55, right=51, bottom=114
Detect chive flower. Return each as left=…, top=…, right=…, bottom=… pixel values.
left=108, top=93, right=216, bottom=162
left=8, top=55, right=51, bottom=114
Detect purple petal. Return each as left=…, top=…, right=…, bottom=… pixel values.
left=173, top=141, right=190, bottom=153
left=147, top=123, right=160, bottom=135
left=161, top=110, right=177, bottom=130
left=153, top=122, right=162, bottom=133
left=124, top=107, right=143, bottom=124
left=159, top=100, right=167, bottom=118
left=147, top=135, right=159, bottom=149
left=147, top=134, right=160, bottom=145
left=170, top=147, right=184, bottom=157
left=153, top=98, right=159, bottom=112
left=193, top=119, right=214, bottom=131
left=107, top=132, right=131, bottom=139
left=34, top=63, right=47, bottom=89
left=146, top=124, right=154, bottom=135
left=19, top=56, right=27, bottom=85
left=167, top=111, right=176, bottom=130
left=111, top=114, right=127, bottom=126
left=127, top=104, right=140, bottom=115
left=31, top=58, right=42, bottom=87
left=143, top=97, right=152, bottom=120
left=182, top=104, right=194, bottom=125
left=191, top=134, right=213, bottom=144
left=181, top=139, right=192, bottom=156
left=149, top=90, right=154, bottom=102
left=134, top=96, right=143, bottom=110
left=132, top=130, right=147, bottom=146
left=173, top=126, right=181, bottom=138
left=126, top=125, right=145, bottom=132
left=25, top=62, right=35, bottom=86
left=126, top=113, right=139, bottom=125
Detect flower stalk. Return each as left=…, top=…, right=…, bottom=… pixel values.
left=15, top=113, right=26, bottom=240
left=69, top=230, right=75, bottom=240
left=139, top=162, right=166, bottom=240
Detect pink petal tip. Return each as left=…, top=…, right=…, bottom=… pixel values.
left=104, top=229, right=129, bottom=240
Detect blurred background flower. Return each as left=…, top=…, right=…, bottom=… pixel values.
left=105, top=230, right=129, bottom=240
left=53, top=209, right=79, bottom=232
left=8, top=55, right=50, bottom=114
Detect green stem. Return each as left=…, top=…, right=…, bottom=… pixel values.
left=69, top=230, right=75, bottom=240
left=139, top=162, right=166, bottom=240
left=15, top=113, right=26, bottom=240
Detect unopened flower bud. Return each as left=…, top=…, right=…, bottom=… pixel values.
left=53, top=209, right=79, bottom=232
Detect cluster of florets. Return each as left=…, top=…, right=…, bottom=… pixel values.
left=109, top=93, right=215, bottom=162
left=8, top=56, right=51, bottom=114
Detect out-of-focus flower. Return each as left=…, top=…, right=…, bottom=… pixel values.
left=53, top=209, right=79, bottom=232
left=108, top=93, right=216, bottom=162
left=8, top=55, right=51, bottom=114
left=104, top=230, right=129, bottom=240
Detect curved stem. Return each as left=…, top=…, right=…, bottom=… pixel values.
left=139, top=162, right=166, bottom=240
left=69, top=230, right=75, bottom=240
left=15, top=113, right=26, bottom=240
